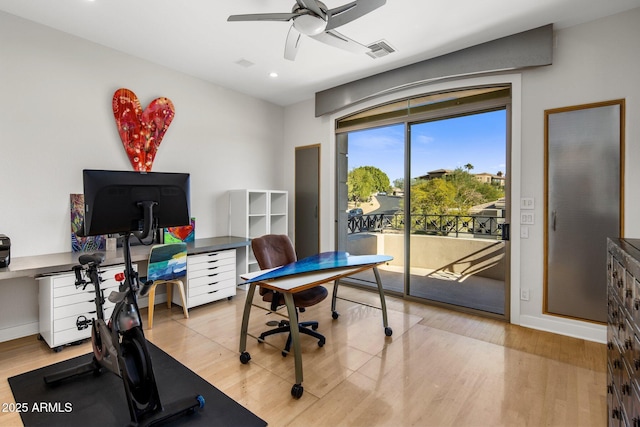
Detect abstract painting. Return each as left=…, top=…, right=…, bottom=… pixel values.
left=70, top=194, right=106, bottom=252
left=164, top=218, right=195, bottom=243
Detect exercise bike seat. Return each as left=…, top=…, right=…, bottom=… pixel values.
left=78, top=253, right=105, bottom=266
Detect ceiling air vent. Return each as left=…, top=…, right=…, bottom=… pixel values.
left=235, top=59, right=255, bottom=68
left=366, top=40, right=396, bottom=59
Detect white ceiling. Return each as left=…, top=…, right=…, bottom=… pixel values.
left=2, top=0, right=639, bottom=107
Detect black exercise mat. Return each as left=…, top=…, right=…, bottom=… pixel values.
left=8, top=342, right=267, bottom=427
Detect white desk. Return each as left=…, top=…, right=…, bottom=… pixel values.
left=0, top=237, right=250, bottom=343
left=238, top=257, right=392, bottom=399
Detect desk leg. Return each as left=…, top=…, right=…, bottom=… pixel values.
left=239, top=283, right=256, bottom=357
left=331, top=279, right=339, bottom=319
left=283, top=292, right=304, bottom=398
left=373, top=266, right=393, bottom=336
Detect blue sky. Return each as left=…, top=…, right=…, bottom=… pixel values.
left=348, top=110, right=507, bottom=184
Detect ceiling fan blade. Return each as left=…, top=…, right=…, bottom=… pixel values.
left=310, top=29, right=370, bottom=54
left=325, top=0, right=386, bottom=31
left=295, top=0, right=325, bottom=17
left=284, top=26, right=302, bottom=61
left=227, top=13, right=298, bottom=23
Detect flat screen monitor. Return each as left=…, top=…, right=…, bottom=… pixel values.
left=82, top=169, right=190, bottom=237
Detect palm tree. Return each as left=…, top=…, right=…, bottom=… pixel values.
left=464, top=163, right=474, bottom=172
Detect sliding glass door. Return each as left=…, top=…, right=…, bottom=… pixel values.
left=336, top=86, right=511, bottom=318
left=407, top=111, right=507, bottom=315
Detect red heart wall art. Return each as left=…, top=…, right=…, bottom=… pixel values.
left=112, top=88, right=175, bottom=172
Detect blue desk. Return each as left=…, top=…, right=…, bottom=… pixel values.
left=238, top=252, right=393, bottom=399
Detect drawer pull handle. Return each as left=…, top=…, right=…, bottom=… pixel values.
left=208, top=289, right=219, bottom=294
left=208, top=282, right=220, bottom=286
left=208, top=273, right=219, bottom=277
left=207, top=260, right=219, bottom=264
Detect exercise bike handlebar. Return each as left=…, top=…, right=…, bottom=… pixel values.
left=138, top=279, right=154, bottom=297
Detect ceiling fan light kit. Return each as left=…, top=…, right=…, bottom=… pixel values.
left=228, top=0, right=387, bottom=60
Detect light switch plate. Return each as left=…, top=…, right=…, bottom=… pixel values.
left=520, top=198, right=535, bottom=209
left=521, top=212, right=534, bottom=225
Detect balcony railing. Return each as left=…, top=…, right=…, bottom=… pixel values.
left=348, top=213, right=504, bottom=239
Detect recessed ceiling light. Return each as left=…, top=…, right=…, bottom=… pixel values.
left=269, top=72, right=278, bottom=78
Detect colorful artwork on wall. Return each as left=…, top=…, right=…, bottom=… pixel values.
left=164, top=218, right=195, bottom=243
left=70, top=194, right=106, bottom=252
left=112, top=88, right=175, bottom=172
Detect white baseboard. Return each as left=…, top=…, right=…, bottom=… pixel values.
left=519, top=314, right=606, bottom=344
left=0, top=294, right=172, bottom=344
left=0, top=322, right=39, bottom=343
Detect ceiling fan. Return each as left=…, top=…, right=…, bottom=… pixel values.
left=227, top=0, right=386, bottom=60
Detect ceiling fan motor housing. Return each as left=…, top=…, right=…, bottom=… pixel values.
left=292, top=2, right=328, bottom=36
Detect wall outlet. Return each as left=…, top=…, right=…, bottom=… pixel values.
left=520, top=226, right=529, bottom=239
left=520, top=288, right=530, bottom=301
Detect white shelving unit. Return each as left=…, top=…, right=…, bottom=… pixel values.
left=229, top=189, right=288, bottom=277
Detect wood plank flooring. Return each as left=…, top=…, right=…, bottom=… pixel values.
left=0, top=283, right=606, bottom=426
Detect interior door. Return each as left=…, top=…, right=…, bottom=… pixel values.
left=545, top=100, right=624, bottom=322
left=295, top=145, right=320, bottom=259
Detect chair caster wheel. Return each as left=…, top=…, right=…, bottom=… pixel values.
left=258, top=334, right=266, bottom=343
left=291, top=384, right=304, bottom=399
left=239, top=351, right=251, bottom=364
left=282, top=351, right=288, bottom=357
left=385, top=327, right=393, bottom=336
left=332, top=311, right=339, bottom=319
left=318, top=338, right=325, bottom=347
left=311, top=324, right=319, bottom=331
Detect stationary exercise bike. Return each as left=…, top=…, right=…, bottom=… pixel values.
left=44, top=210, right=204, bottom=426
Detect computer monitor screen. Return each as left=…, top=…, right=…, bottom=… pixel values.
left=82, top=169, right=190, bottom=237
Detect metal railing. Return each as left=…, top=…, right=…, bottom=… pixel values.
left=348, top=213, right=504, bottom=239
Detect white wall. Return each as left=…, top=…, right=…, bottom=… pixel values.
left=0, top=11, right=285, bottom=258
left=0, top=11, right=285, bottom=341
left=518, top=8, right=640, bottom=341
left=283, top=8, right=640, bottom=342
left=3, top=7, right=638, bottom=343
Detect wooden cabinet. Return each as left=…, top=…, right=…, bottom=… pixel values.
left=38, top=264, right=128, bottom=351
left=607, top=238, right=640, bottom=426
left=228, top=190, right=288, bottom=276
left=172, top=249, right=236, bottom=308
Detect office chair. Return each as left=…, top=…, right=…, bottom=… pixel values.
left=144, top=243, right=189, bottom=329
left=251, top=234, right=327, bottom=355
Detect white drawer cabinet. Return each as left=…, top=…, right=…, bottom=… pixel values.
left=172, top=249, right=236, bottom=308
left=38, top=264, right=130, bottom=351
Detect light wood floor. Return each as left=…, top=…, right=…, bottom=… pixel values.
left=0, top=283, right=607, bottom=426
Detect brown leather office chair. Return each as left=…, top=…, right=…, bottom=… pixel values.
left=251, top=234, right=327, bottom=355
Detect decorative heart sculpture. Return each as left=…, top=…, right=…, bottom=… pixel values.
left=112, top=88, right=175, bottom=171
